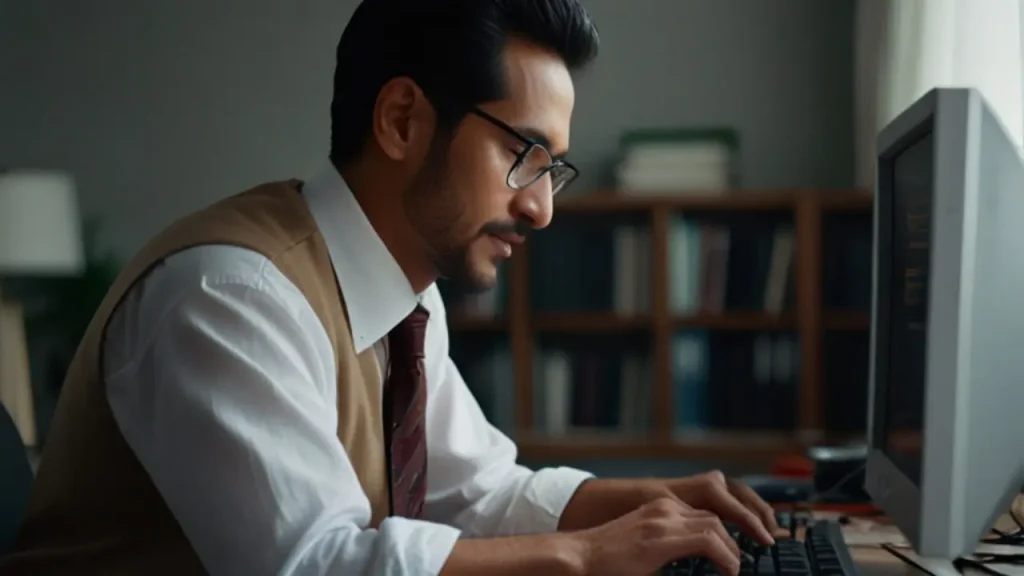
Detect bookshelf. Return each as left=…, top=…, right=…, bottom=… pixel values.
left=447, top=188, right=873, bottom=464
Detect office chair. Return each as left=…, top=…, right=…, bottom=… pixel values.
left=0, top=404, right=32, bottom=553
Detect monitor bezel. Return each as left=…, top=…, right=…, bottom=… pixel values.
left=866, top=87, right=975, bottom=557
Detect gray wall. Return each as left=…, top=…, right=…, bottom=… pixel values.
left=1, top=0, right=855, bottom=262
left=572, top=0, right=855, bottom=192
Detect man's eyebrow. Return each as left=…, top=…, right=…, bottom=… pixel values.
left=514, top=126, right=569, bottom=160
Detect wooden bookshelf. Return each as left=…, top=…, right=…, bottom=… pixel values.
left=515, top=430, right=864, bottom=463
left=499, top=311, right=802, bottom=334
left=448, top=314, right=508, bottom=331
left=534, top=312, right=651, bottom=332
left=823, top=309, right=872, bottom=331
left=553, top=188, right=817, bottom=212
left=451, top=189, right=874, bottom=463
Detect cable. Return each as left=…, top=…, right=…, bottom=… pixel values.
left=966, top=552, right=1024, bottom=566
left=760, top=461, right=872, bottom=542
left=808, top=461, right=868, bottom=504
left=954, top=557, right=1009, bottom=576
left=981, top=508, right=1024, bottom=546
left=981, top=528, right=1024, bottom=546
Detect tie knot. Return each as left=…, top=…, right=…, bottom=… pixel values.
left=389, top=305, right=429, bottom=362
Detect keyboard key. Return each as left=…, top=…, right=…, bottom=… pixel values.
left=659, top=519, right=858, bottom=576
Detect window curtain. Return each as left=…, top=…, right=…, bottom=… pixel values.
left=854, top=0, right=1024, bottom=190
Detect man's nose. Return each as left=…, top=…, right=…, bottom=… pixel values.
left=512, top=174, right=554, bottom=229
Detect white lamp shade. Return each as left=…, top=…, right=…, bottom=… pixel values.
left=0, top=169, right=85, bottom=276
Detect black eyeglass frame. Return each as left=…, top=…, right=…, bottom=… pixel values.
left=470, top=108, right=579, bottom=195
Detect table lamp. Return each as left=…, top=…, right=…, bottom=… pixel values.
left=0, top=169, right=84, bottom=447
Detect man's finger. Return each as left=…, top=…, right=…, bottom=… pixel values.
left=708, top=484, right=775, bottom=545
left=682, top=514, right=741, bottom=558
left=729, top=478, right=781, bottom=532
left=655, top=532, right=741, bottom=576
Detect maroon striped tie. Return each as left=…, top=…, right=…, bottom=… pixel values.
left=383, top=305, right=429, bottom=519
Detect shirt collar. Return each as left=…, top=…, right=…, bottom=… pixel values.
left=302, top=162, right=419, bottom=353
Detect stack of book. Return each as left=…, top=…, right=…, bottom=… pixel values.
left=615, top=128, right=739, bottom=194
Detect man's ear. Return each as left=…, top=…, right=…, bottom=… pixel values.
left=373, top=77, right=435, bottom=162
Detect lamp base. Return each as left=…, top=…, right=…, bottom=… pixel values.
left=0, top=297, right=37, bottom=447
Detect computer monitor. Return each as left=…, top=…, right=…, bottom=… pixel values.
left=865, top=86, right=1024, bottom=562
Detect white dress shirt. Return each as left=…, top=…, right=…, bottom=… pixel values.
left=103, top=163, right=592, bottom=576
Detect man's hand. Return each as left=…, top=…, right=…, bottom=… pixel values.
left=558, top=472, right=782, bottom=547
left=667, top=470, right=783, bottom=545
left=444, top=472, right=779, bottom=576
left=440, top=497, right=742, bottom=576
left=571, top=497, right=742, bottom=576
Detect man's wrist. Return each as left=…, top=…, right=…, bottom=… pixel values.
left=551, top=531, right=590, bottom=576
left=440, top=531, right=589, bottom=576
left=557, top=477, right=672, bottom=531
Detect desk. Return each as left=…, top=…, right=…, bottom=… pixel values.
left=842, top=495, right=1024, bottom=576
left=853, top=546, right=935, bottom=576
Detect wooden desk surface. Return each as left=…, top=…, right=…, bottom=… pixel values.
left=852, top=545, right=927, bottom=576
left=843, top=495, right=1024, bottom=576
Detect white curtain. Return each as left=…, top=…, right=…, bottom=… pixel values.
left=854, top=0, right=1024, bottom=190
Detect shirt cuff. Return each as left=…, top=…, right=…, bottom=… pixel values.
left=372, top=517, right=462, bottom=575
left=515, top=466, right=595, bottom=534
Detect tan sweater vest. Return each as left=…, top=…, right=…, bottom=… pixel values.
left=0, top=181, right=390, bottom=575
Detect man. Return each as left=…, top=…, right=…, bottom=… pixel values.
left=2, top=1, right=782, bottom=574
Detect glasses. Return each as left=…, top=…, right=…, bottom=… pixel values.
left=471, top=108, right=579, bottom=196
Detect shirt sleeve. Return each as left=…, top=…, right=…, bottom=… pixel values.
left=420, top=288, right=594, bottom=537
left=103, top=246, right=460, bottom=576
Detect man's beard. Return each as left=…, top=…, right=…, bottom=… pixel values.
left=403, top=136, right=532, bottom=293
left=402, top=140, right=483, bottom=291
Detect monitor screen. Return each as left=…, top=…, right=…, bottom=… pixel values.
left=882, top=131, right=933, bottom=485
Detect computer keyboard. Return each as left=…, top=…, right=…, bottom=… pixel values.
left=660, top=519, right=858, bottom=576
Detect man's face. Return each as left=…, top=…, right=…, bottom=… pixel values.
left=404, top=38, right=576, bottom=292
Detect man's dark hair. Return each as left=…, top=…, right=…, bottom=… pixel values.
left=329, top=0, right=600, bottom=165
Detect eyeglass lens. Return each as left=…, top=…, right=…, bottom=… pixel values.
left=509, top=144, right=576, bottom=195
